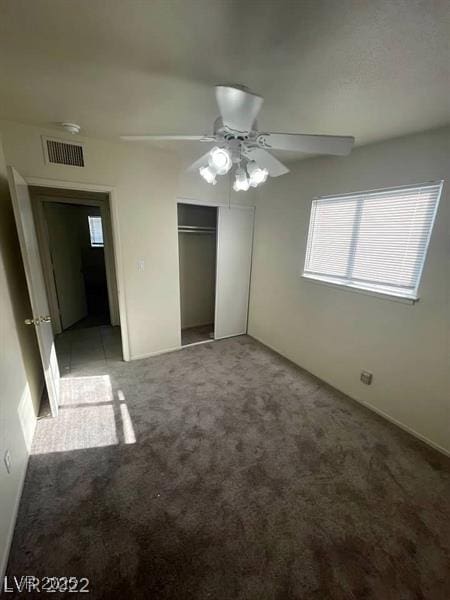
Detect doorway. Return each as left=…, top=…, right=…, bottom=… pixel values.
left=8, top=167, right=127, bottom=417
left=42, top=202, right=109, bottom=329
left=178, top=203, right=217, bottom=346
left=177, top=201, right=255, bottom=347
left=31, top=187, right=123, bottom=374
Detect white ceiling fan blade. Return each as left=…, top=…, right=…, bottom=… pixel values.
left=120, top=134, right=215, bottom=142
left=243, top=148, right=289, bottom=177
left=257, top=133, right=354, bottom=156
left=215, top=85, right=263, bottom=133
left=186, top=151, right=212, bottom=173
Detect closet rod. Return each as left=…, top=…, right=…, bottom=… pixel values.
left=178, top=230, right=216, bottom=235
left=178, top=225, right=216, bottom=234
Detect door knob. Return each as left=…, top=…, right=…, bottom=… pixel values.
left=24, top=318, right=40, bottom=326
left=24, top=316, right=51, bottom=326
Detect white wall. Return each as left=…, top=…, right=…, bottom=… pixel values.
left=0, top=134, right=43, bottom=578
left=249, top=127, right=450, bottom=454
left=0, top=120, right=182, bottom=360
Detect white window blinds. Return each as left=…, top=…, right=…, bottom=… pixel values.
left=88, top=216, right=104, bottom=247
left=303, top=181, right=443, bottom=300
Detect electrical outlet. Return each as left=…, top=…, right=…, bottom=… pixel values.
left=4, top=449, right=11, bottom=474
left=360, top=370, right=373, bottom=385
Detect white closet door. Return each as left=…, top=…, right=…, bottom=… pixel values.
left=215, top=206, right=254, bottom=339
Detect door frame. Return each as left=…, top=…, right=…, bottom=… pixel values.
left=177, top=199, right=218, bottom=348
left=26, top=177, right=130, bottom=361
left=32, top=190, right=119, bottom=333
left=176, top=197, right=255, bottom=345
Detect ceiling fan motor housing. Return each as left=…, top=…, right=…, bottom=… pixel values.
left=213, top=116, right=258, bottom=140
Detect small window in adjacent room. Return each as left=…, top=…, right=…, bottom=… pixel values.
left=303, top=181, right=443, bottom=301
left=88, top=215, right=104, bottom=247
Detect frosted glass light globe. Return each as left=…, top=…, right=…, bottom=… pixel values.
left=209, top=147, right=232, bottom=175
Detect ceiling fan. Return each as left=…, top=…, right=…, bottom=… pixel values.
left=121, top=85, right=355, bottom=191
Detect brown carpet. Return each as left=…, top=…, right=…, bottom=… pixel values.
left=6, top=336, right=450, bottom=599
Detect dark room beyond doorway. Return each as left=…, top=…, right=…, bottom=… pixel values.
left=43, top=202, right=110, bottom=330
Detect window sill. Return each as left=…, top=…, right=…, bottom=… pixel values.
left=301, top=274, right=418, bottom=305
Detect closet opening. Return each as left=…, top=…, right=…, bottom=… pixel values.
left=178, top=203, right=217, bottom=346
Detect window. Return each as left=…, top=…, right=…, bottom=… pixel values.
left=303, top=181, right=443, bottom=301
left=88, top=216, right=104, bottom=247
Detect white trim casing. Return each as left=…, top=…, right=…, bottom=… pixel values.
left=25, top=176, right=131, bottom=361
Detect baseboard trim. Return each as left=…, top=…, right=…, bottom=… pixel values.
left=181, top=339, right=215, bottom=349
left=0, top=416, right=38, bottom=582
left=130, top=333, right=246, bottom=361
left=249, top=333, right=450, bottom=458
left=215, top=332, right=246, bottom=341
left=130, top=345, right=182, bottom=361
left=348, top=394, right=449, bottom=457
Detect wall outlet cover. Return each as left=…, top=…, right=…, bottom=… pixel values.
left=360, top=370, right=373, bottom=385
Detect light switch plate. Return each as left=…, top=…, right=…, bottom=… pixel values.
left=137, top=259, right=145, bottom=272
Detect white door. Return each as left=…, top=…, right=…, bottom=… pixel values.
left=215, top=205, right=254, bottom=339
left=7, top=166, right=60, bottom=417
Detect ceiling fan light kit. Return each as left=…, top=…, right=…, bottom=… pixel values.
left=199, top=165, right=218, bottom=185
left=233, top=166, right=250, bottom=192
left=208, top=146, right=232, bottom=175
left=121, top=84, right=355, bottom=192
left=247, top=161, right=268, bottom=187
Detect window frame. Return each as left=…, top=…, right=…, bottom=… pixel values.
left=88, top=215, right=104, bottom=248
left=301, top=180, right=443, bottom=304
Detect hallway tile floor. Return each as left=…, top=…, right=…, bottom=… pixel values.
left=55, top=325, right=122, bottom=374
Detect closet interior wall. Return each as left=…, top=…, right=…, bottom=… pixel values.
left=178, top=204, right=217, bottom=346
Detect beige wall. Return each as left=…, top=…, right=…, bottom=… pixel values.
left=249, top=127, right=450, bottom=454
left=0, top=134, right=43, bottom=577
left=0, top=120, right=182, bottom=360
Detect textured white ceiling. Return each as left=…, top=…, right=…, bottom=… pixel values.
left=0, top=0, right=449, bottom=162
